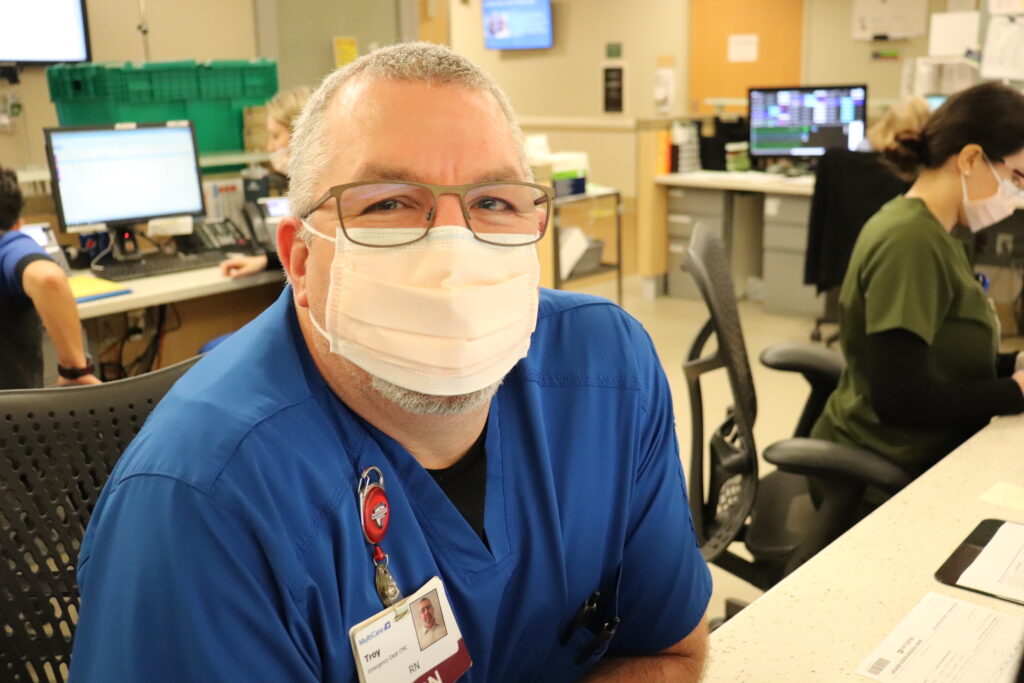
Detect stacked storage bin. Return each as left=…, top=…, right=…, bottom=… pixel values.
left=47, top=59, right=278, bottom=154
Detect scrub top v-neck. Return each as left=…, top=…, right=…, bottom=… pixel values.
left=71, top=287, right=712, bottom=682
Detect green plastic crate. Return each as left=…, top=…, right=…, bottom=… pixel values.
left=47, top=59, right=278, bottom=153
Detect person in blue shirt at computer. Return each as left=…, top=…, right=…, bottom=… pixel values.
left=70, top=43, right=711, bottom=682
left=0, top=167, right=99, bottom=389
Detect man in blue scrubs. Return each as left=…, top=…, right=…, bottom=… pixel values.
left=71, top=43, right=711, bottom=681
left=0, top=167, right=99, bottom=388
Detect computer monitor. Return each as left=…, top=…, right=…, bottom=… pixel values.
left=0, top=0, right=90, bottom=64
left=925, top=94, right=948, bottom=111
left=748, top=85, right=868, bottom=158
left=44, top=122, right=205, bottom=234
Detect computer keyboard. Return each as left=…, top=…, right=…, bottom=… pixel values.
left=92, top=250, right=226, bottom=281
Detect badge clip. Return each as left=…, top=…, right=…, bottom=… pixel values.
left=358, top=466, right=404, bottom=608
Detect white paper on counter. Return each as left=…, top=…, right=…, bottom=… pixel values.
left=957, top=521, right=1024, bottom=605
left=855, top=592, right=1024, bottom=682
left=979, top=483, right=1024, bottom=513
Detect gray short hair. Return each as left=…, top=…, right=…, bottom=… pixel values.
left=287, top=42, right=529, bottom=232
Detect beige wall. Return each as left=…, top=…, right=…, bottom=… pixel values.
left=450, top=0, right=689, bottom=119
left=520, top=122, right=638, bottom=195
left=275, top=0, right=400, bottom=91
left=419, top=0, right=450, bottom=44
left=1, top=0, right=257, bottom=170
left=802, top=0, right=946, bottom=105
left=450, top=0, right=685, bottom=203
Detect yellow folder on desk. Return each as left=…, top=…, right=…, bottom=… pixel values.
left=69, top=275, right=132, bottom=303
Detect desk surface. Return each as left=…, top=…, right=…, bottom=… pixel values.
left=704, top=415, right=1024, bottom=681
left=655, top=170, right=816, bottom=197
left=75, top=267, right=283, bottom=319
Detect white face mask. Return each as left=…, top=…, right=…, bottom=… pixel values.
left=302, top=221, right=540, bottom=397
left=269, top=147, right=289, bottom=175
left=961, top=158, right=1018, bottom=233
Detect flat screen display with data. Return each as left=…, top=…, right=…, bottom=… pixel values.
left=45, top=124, right=205, bottom=233
left=749, top=86, right=868, bottom=157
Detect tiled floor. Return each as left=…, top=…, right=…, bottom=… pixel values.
left=575, top=275, right=829, bottom=625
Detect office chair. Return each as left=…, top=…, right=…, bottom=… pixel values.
left=682, top=224, right=913, bottom=593
left=804, top=150, right=911, bottom=343
left=0, top=356, right=200, bottom=682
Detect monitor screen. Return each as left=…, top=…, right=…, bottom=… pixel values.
left=0, top=0, right=90, bottom=64
left=749, top=85, right=868, bottom=157
left=20, top=223, right=51, bottom=248
left=45, top=123, right=205, bottom=234
left=258, top=196, right=291, bottom=218
left=483, top=0, right=553, bottom=51
left=925, top=94, right=948, bottom=111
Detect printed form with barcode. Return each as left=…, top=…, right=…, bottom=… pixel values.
left=855, top=593, right=1023, bottom=682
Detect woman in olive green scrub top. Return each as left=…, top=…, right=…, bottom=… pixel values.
left=812, top=82, right=1024, bottom=481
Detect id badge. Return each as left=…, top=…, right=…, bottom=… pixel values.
left=350, top=577, right=472, bottom=683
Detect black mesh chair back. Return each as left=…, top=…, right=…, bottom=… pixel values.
left=682, top=223, right=759, bottom=561
left=0, top=356, right=200, bottom=683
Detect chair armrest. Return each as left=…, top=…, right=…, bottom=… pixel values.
left=763, top=437, right=913, bottom=494
left=760, top=342, right=845, bottom=382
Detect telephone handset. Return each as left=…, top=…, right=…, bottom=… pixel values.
left=242, top=196, right=290, bottom=253
left=176, top=218, right=253, bottom=253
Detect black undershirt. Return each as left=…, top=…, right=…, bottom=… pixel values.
left=865, top=328, right=1024, bottom=428
left=426, top=426, right=488, bottom=542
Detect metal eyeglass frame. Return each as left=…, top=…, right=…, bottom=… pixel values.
left=300, top=180, right=556, bottom=247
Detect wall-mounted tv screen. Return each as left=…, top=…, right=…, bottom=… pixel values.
left=0, top=0, right=90, bottom=64
left=483, top=0, right=553, bottom=51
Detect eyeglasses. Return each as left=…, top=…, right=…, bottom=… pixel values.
left=302, top=180, right=555, bottom=247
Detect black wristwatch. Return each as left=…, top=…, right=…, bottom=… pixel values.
left=58, top=355, right=95, bottom=380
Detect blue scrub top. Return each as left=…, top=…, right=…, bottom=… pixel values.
left=0, top=229, right=46, bottom=301
left=71, top=288, right=712, bottom=682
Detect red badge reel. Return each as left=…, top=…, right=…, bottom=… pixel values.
left=358, top=466, right=402, bottom=606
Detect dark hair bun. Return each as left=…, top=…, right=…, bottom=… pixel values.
left=883, top=131, right=928, bottom=179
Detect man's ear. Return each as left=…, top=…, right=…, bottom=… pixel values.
left=278, top=216, right=311, bottom=308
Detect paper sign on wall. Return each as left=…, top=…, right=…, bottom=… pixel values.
left=727, top=34, right=758, bottom=63
left=928, top=11, right=980, bottom=57
left=654, top=67, right=676, bottom=116
left=852, top=0, right=928, bottom=40
left=989, top=0, right=1024, bottom=14
left=333, top=36, right=358, bottom=67
left=981, top=16, right=1024, bottom=80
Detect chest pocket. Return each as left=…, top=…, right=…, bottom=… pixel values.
left=951, top=276, right=998, bottom=342
left=529, top=564, right=623, bottom=681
